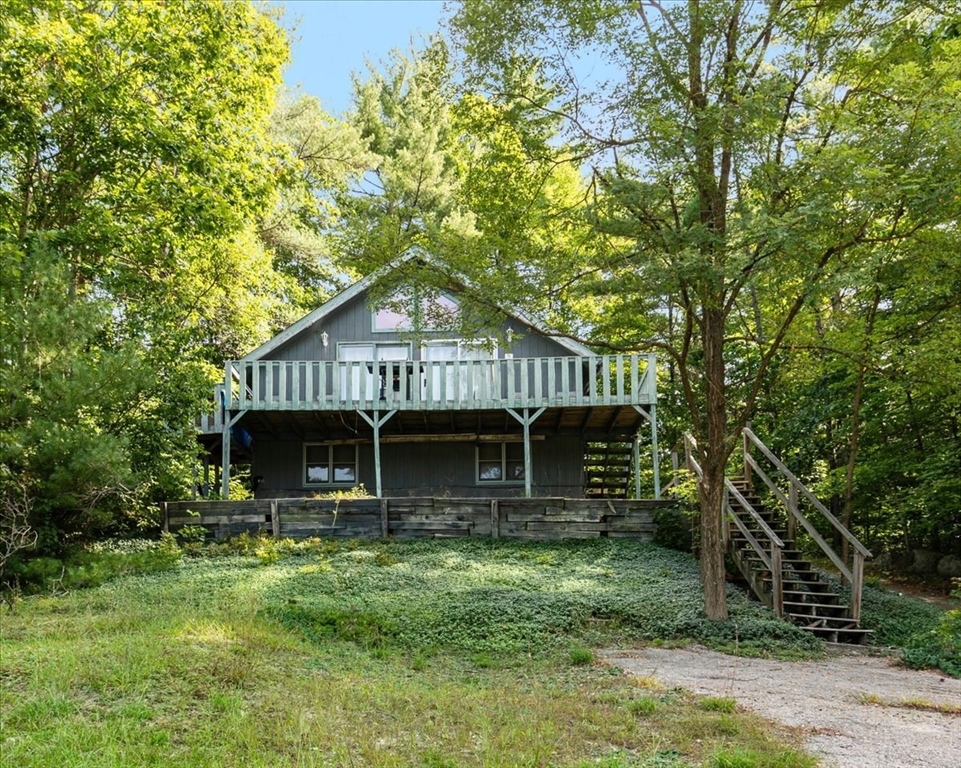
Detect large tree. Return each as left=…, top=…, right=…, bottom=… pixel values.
left=0, top=0, right=289, bottom=548
left=451, top=0, right=961, bottom=617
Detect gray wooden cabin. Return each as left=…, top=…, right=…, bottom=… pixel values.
left=197, top=258, right=660, bottom=501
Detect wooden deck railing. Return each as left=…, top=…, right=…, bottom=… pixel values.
left=742, top=426, right=871, bottom=620
left=217, top=354, right=656, bottom=413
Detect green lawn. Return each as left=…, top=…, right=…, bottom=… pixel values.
left=2, top=537, right=829, bottom=767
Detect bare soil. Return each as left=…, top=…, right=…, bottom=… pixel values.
left=600, top=645, right=961, bottom=768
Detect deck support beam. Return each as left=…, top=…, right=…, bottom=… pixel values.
left=357, top=409, right=397, bottom=498
left=507, top=407, right=545, bottom=498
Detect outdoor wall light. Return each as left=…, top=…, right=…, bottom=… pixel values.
left=321, top=331, right=329, bottom=347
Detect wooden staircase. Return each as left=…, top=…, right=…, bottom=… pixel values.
left=727, top=480, right=872, bottom=643
left=680, top=429, right=873, bottom=644
left=584, top=441, right=633, bottom=498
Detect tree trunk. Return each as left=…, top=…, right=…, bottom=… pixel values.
left=699, top=459, right=728, bottom=620
left=700, top=304, right=729, bottom=620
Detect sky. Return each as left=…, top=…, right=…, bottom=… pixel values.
left=279, top=1, right=447, bottom=115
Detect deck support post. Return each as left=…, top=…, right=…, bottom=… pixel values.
left=633, top=432, right=641, bottom=500
left=221, top=424, right=230, bottom=498
left=650, top=402, right=660, bottom=499
left=632, top=404, right=660, bottom=499
left=507, top=407, right=545, bottom=498
left=220, top=410, right=247, bottom=499
left=357, top=409, right=397, bottom=498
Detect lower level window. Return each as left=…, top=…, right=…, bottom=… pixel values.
left=477, top=441, right=525, bottom=483
left=304, top=443, right=357, bottom=486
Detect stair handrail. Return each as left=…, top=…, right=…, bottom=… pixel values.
left=742, top=426, right=871, bottom=620
left=683, top=433, right=785, bottom=616
left=743, top=428, right=871, bottom=558
left=684, top=435, right=784, bottom=548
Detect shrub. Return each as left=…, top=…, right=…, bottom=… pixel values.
left=3, top=536, right=182, bottom=595
left=902, top=578, right=961, bottom=678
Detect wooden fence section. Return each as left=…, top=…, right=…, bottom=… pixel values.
left=162, top=497, right=676, bottom=542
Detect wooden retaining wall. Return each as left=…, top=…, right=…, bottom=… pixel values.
left=162, top=497, right=677, bottom=542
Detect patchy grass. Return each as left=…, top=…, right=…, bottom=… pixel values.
left=1, top=538, right=824, bottom=767
left=856, top=692, right=961, bottom=716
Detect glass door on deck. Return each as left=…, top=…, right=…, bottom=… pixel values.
left=338, top=343, right=409, bottom=401
left=422, top=341, right=496, bottom=402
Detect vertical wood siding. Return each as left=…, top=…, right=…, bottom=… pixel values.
left=252, top=436, right=584, bottom=497
left=267, top=288, right=577, bottom=362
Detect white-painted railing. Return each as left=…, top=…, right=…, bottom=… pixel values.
left=220, top=354, right=656, bottom=412
left=196, top=384, right=225, bottom=434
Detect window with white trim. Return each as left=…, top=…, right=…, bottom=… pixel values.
left=304, top=443, right=357, bottom=486
left=477, top=442, right=525, bottom=483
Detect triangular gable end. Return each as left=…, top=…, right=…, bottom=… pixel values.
left=242, top=248, right=594, bottom=361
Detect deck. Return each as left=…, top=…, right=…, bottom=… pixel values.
left=200, top=353, right=660, bottom=501
left=209, top=353, right=655, bottom=420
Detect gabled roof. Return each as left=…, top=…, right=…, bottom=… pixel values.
left=242, top=247, right=594, bottom=361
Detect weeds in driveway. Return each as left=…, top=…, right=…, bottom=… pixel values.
left=856, top=692, right=961, bottom=716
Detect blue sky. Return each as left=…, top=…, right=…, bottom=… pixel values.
left=279, top=1, right=446, bottom=115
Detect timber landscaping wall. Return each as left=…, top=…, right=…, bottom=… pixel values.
left=162, top=497, right=680, bottom=542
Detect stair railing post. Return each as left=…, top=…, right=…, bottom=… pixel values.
left=743, top=425, right=752, bottom=490
left=771, top=544, right=783, bottom=618
left=852, top=551, right=864, bottom=622
left=787, top=482, right=798, bottom=543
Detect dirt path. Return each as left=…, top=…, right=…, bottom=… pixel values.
left=600, top=646, right=961, bottom=768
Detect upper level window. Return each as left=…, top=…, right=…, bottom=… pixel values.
left=373, top=290, right=458, bottom=332
left=373, top=300, right=413, bottom=331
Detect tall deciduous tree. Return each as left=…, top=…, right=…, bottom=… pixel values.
left=452, top=0, right=961, bottom=617
left=0, top=0, right=289, bottom=546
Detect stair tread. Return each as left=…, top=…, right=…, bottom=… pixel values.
left=787, top=614, right=862, bottom=626
left=783, top=600, right=849, bottom=609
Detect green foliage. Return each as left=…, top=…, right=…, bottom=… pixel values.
left=451, top=0, right=961, bottom=620
left=653, top=502, right=696, bottom=553
left=699, top=697, right=737, bottom=713
left=708, top=746, right=818, bottom=768
left=0, top=539, right=868, bottom=766
left=180, top=538, right=822, bottom=657
left=0, top=0, right=293, bottom=551
left=569, top=645, right=594, bottom=665
left=265, top=603, right=399, bottom=651
left=847, top=580, right=944, bottom=647
left=902, top=608, right=961, bottom=678
left=628, top=696, right=659, bottom=716
left=4, top=536, right=181, bottom=595
left=311, top=484, right=373, bottom=500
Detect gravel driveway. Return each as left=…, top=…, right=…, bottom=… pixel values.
left=600, top=646, right=961, bottom=768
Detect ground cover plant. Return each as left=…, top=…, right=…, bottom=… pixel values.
left=1, top=537, right=823, bottom=767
